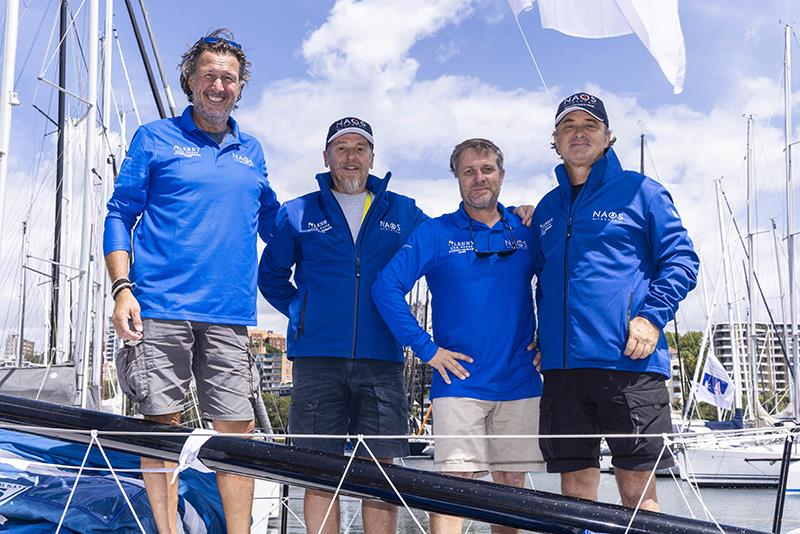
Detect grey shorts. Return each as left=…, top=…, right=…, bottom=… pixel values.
left=288, top=357, right=409, bottom=458
left=115, top=318, right=259, bottom=420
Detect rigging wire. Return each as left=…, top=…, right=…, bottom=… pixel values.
left=14, top=0, right=56, bottom=87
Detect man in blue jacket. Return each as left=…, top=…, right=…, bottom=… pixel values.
left=373, top=138, right=543, bottom=534
left=104, top=31, right=279, bottom=534
left=258, top=117, right=426, bottom=534
left=531, top=92, right=699, bottom=512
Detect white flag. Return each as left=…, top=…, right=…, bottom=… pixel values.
left=694, top=351, right=735, bottom=410
left=508, top=0, right=534, bottom=18
left=521, top=0, right=685, bottom=94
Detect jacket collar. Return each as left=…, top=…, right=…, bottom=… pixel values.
left=554, top=147, right=623, bottom=192
left=453, top=202, right=509, bottom=229
left=179, top=105, right=241, bottom=144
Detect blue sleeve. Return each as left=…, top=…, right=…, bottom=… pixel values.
left=257, top=154, right=280, bottom=242
left=372, top=222, right=439, bottom=362
left=103, top=128, right=153, bottom=255
left=258, top=205, right=297, bottom=317
left=412, top=204, right=429, bottom=229
left=638, top=187, right=700, bottom=329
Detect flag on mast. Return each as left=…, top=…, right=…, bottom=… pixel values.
left=508, top=0, right=686, bottom=94
left=694, top=350, right=736, bottom=410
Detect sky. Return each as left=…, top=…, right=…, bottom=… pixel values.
left=1, top=0, right=800, bottom=354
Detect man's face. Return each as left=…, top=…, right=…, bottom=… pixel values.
left=553, top=110, right=611, bottom=168
left=188, top=51, right=241, bottom=129
left=456, top=148, right=504, bottom=211
left=323, top=133, right=374, bottom=194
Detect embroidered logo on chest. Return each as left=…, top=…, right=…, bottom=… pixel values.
left=448, top=240, right=473, bottom=254
left=232, top=153, right=254, bottom=167
left=378, top=220, right=401, bottom=234
left=173, top=144, right=201, bottom=158
left=539, top=217, right=553, bottom=237
left=592, top=210, right=625, bottom=222
left=307, top=220, right=333, bottom=233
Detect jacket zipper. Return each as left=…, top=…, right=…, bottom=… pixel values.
left=562, top=214, right=573, bottom=370
left=562, top=185, right=586, bottom=369
left=352, top=256, right=361, bottom=358
left=326, top=186, right=381, bottom=359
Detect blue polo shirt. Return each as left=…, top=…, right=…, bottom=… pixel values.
left=104, top=106, right=279, bottom=325
left=372, top=203, right=542, bottom=401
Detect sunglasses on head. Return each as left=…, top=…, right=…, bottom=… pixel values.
left=469, top=217, right=517, bottom=258
left=201, top=36, right=242, bottom=50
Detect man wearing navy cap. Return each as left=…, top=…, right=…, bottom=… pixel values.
left=531, top=92, right=699, bottom=511
left=259, top=117, right=427, bottom=534
left=104, top=29, right=279, bottom=533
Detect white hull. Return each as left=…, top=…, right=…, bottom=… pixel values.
left=788, top=460, right=800, bottom=496
left=677, top=434, right=799, bottom=487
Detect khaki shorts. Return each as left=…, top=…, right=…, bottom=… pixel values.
left=115, top=318, right=259, bottom=420
left=432, top=396, right=545, bottom=474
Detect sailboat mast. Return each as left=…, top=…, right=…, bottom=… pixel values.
left=50, top=0, right=70, bottom=364
left=75, top=0, right=99, bottom=408
left=715, top=178, right=744, bottom=416
left=746, top=116, right=760, bottom=422
left=137, top=0, right=177, bottom=116
left=123, top=0, right=166, bottom=118
left=784, top=24, right=798, bottom=422
left=16, top=221, right=27, bottom=366
left=0, top=0, right=20, bottom=258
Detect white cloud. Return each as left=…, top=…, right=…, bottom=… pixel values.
left=240, top=0, right=800, bottom=336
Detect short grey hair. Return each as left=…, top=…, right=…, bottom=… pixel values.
left=179, top=28, right=250, bottom=103
left=449, top=138, right=504, bottom=176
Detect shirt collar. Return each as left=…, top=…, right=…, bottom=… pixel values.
left=454, top=202, right=508, bottom=229
left=180, top=105, right=241, bottom=143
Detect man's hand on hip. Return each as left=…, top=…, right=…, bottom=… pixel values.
left=112, top=290, right=143, bottom=340
left=624, top=316, right=659, bottom=359
left=428, top=347, right=473, bottom=385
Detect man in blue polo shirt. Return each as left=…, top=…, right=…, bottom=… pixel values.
left=373, top=138, right=543, bottom=534
left=104, top=30, right=279, bottom=534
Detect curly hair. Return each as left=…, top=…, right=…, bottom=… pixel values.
left=179, top=28, right=251, bottom=103
left=449, top=138, right=505, bottom=176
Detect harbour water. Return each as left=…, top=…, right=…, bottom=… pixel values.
left=260, top=460, right=800, bottom=533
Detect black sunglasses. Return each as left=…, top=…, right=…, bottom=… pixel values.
left=201, top=36, right=242, bottom=50
left=469, top=217, right=517, bottom=258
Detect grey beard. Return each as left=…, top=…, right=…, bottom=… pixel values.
left=194, top=102, right=233, bottom=129
left=333, top=176, right=367, bottom=194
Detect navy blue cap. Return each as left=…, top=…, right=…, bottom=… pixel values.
left=554, top=92, right=609, bottom=127
left=326, top=117, right=374, bottom=147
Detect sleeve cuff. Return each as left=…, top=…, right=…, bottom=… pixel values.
left=417, top=341, right=439, bottom=363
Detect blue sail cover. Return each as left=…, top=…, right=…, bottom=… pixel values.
left=0, top=429, right=226, bottom=533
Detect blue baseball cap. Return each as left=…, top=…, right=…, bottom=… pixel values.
left=325, top=117, right=374, bottom=147
left=554, top=92, right=609, bottom=128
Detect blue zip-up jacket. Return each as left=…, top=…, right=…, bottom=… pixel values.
left=531, top=148, right=699, bottom=378
left=258, top=172, right=427, bottom=362
left=373, top=203, right=542, bottom=401
left=103, top=106, right=280, bottom=325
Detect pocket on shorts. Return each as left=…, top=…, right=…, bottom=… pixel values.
left=116, top=340, right=149, bottom=402
left=622, top=379, right=670, bottom=438
left=537, top=395, right=556, bottom=461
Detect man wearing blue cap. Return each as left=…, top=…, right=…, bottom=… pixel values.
left=258, top=117, right=426, bottom=534
left=531, top=92, right=699, bottom=511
